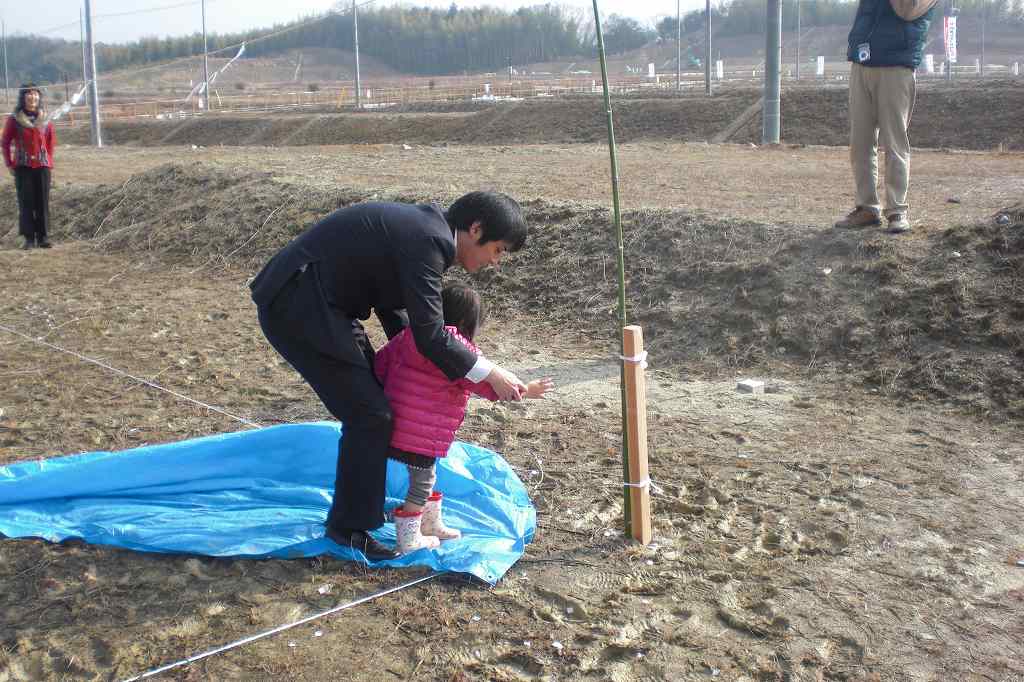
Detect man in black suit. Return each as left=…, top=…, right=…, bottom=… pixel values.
left=251, top=191, right=528, bottom=560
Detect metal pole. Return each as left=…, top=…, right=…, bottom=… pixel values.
left=80, top=9, right=87, bottom=82
left=2, top=21, right=9, bottom=108
left=763, top=0, right=782, bottom=143
left=795, top=0, right=801, bottom=80
left=84, top=0, right=102, bottom=147
left=946, top=0, right=953, bottom=81
left=676, top=0, right=681, bottom=91
left=704, top=0, right=712, bottom=95
left=980, top=0, right=986, bottom=77
left=353, top=0, right=362, bottom=109
left=202, top=0, right=211, bottom=109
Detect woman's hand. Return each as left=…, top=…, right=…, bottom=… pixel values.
left=485, top=366, right=527, bottom=401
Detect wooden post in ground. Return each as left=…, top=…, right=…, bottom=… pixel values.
left=622, top=325, right=652, bottom=545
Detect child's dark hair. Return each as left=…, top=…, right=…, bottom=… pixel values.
left=442, top=284, right=485, bottom=340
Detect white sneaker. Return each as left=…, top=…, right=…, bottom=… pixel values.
left=886, top=214, right=911, bottom=233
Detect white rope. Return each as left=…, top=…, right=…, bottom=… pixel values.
left=0, top=322, right=261, bottom=429
left=119, top=571, right=442, bottom=681
left=620, top=476, right=663, bottom=495
left=619, top=350, right=648, bottom=369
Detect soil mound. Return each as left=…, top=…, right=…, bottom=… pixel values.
left=6, top=164, right=1021, bottom=416
left=57, top=82, right=1024, bottom=150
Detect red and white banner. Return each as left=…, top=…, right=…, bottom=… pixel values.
left=944, top=16, right=958, bottom=64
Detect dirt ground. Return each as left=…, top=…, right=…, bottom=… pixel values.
left=57, top=81, right=1024, bottom=151
left=2, top=96, right=1024, bottom=682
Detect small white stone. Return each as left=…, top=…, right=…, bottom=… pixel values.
left=471, top=615, right=481, bottom=622
left=552, top=641, right=563, bottom=651
left=736, top=379, right=765, bottom=394
left=313, top=630, right=323, bottom=637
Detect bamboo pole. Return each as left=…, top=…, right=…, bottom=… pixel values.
left=622, top=326, right=652, bottom=545
left=591, top=0, right=632, bottom=536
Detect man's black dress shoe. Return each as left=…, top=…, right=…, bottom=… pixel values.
left=325, top=526, right=399, bottom=560
left=37, top=241, right=52, bottom=249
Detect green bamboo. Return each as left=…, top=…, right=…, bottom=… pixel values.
left=591, top=0, right=632, bottom=537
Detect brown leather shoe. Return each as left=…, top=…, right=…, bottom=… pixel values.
left=834, top=206, right=882, bottom=229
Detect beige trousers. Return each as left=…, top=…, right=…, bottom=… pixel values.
left=849, top=63, right=917, bottom=218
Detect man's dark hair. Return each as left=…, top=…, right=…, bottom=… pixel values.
left=442, top=284, right=485, bottom=340
left=445, top=191, right=527, bottom=251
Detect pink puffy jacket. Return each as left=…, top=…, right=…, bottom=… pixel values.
left=374, top=326, right=499, bottom=457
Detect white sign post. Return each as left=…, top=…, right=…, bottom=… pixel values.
left=816, top=56, right=825, bottom=78
left=647, top=62, right=655, bottom=78
left=924, top=54, right=934, bottom=74
left=715, top=60, right=724, bottom=80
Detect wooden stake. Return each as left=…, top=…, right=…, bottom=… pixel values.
left=622, top=325, right=652, bottom=545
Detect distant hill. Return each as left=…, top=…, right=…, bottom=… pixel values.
left=7, top=3, right=1023, bottom=96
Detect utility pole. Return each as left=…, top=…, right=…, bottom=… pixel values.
left=84, top=0, right=102, bottom=147
left=676, top=0, right=681, bottom=91
left=795, top=0, right=801, bottom=80
left=946, top=0, right=953, bottom=81
left=704, top=0, right=712, bottom=95
left=2, top=21, right=9, bottom=108
left=763, top=0, right=782, bottom=144
left=80, top=8, right=87, bottom=82
left=353, top=0, right=362, bottom=108
left=980, top=0, right=986, bottom=77
left=202, top=0, right=211, bottom=110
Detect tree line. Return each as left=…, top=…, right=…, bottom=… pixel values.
left=5, top=0, right=1023, bottom=89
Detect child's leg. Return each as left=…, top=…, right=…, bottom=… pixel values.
left=402, top=463, right=437, bottom=513
left=421, top=466, right=461, bottom=541
left=395, top=463, right=440, bottom=553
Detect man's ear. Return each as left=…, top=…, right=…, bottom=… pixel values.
left=469, top=220, right=483, bottom=242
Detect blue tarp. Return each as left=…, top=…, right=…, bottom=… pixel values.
left=0, top=422, right=535, bottom=584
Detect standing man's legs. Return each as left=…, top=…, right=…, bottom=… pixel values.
left=849, top=63, right=881, bottom=215
left=876, top=66, right=916, bottom=223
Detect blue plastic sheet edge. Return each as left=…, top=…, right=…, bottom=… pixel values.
left=0, top=422, right=536, bottom=585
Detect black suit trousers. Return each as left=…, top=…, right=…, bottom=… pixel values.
left=257, top=266, right=393, bottom=532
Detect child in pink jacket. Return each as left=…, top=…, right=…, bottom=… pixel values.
left=374, top=283, right=552, bottom=553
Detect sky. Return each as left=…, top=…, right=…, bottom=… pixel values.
left=2, top=0, right=712, bottom=45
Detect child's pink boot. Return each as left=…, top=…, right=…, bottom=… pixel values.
left=394, top=508, right=440, bottom=554
left=421, top=492, right=462, bottom=541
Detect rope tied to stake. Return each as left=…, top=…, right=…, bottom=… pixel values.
left=619, top=350, right=648, bottom=369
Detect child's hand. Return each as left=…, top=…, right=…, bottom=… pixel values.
left=524, top=377, right=554, bottom=399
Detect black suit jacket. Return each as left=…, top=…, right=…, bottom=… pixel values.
left=250, top=201, right=477, bottom=381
